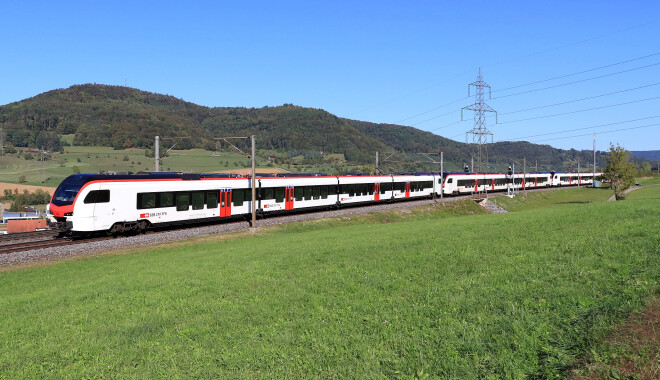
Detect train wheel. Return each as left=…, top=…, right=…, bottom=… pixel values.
left=138, top=220, right=149, bottom=234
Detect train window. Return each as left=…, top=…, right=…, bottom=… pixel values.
left=348, top=184, right=356, bottom=196
left=176, top=193, right=190, bottom=211
left=263, top=188, right=274, bottom=200
left=84, top=190, right=110, bottom=204
left=320, top=186, right=328, bottom=199
left=207, top=191, right=218, bottom=209
left=295, top=187, right=303, bottom=201
left=275, top=188, right=285, bottom=203
left=447, top=178, right=453, bottom=184
left=313, top=186, right=321, bottom=199
left=381, top=182, right=391, bottom=193
left=328, top=185, right=338, bottom=196
left=159, top=192, right=174, bottom=207
left=304, top=186, right=313, bottom=200
left=137, top=193, right=156, bottom=209
left=192, top=192, right=205, bottom=210
left=233, top=189, right=244, bottom=206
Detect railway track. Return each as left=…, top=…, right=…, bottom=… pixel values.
left=0, top=230, right=59, bottom=245
left=0, top=235, right=116, bottom=255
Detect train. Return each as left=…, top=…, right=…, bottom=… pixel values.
left=47, top=170, right=601, bottom=236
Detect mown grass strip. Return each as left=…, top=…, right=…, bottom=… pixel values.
left=0, top=199, right=657, bottom=378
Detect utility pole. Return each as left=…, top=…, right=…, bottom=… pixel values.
left=251, top=135, right=256, bottom=229
left=41, top=148, right=45, bottom=183
left=0, top=123, right=4, bottom=156
left=593, top=134, right=596, bottom=187
left=578, top=160, right=580, bottom=187
left=471, top=156, right=474, bottom=173
left=440, top=152, right=444, bottom=200
left=523, top=157, right=526, bottom=195
left=462, top=68, right=498, bottom=173
left=155, top=135, right=160, bottom=172
left=512, top=162, right=515, bottom=195
left=375, top=151, right=379, bottom=174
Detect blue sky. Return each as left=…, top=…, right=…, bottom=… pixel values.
left=2, top=0, right=659, bottom=152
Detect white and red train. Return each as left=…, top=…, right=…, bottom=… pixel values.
left=47, top=170, right=601, bottom=236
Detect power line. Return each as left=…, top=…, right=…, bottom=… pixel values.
left=492, top=62, right=660, bottom=100
left=395, top=96, right=468, bottom=124
left=500, top=82, right=660, bottom=115
left=498, top=96, right=660, bottom=124
left=398, top=56, right=659, bottom=128
left=353, top=20, right=658, bottom=121
left=428, top=119, right=465, bottom=133
left=494, top=51, right=660, bottom=93
left=482, top=20, right=660, bottom=71
left=529, top=123, right=660, bottom=143
left=501, top=115, right=660, bottom=141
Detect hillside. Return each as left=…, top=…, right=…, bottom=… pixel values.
left=632, top=150, right=660, bottom=161
left=0, top=84, right=609, bottom=171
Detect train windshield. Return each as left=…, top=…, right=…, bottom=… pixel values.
left=52, top=175, right=88, bottom=206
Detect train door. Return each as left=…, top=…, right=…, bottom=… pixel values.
left=220, top=189, right=232, bottom=217
left=90, top=186, right=114, bottom=231
left=405, top=183, right=410, bottom=198
left=285, top=187, right=294, bottom=210
left=491, top=179, right=495, bottom=191
left=374, top=183, right=380, bottom=201
left=534, top=177, right=538, bottom=187
left=522, top=177, right=526, bottom=190
left=474, top=179, right=478, bottom=192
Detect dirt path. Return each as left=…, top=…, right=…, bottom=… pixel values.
left=607, top=184, right=660, bottom=201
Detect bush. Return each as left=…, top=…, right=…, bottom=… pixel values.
left=10, top=189, right=52, bottom=211
left=18, top=175, right=26, bottom=183
left=23, top=153, right=34, bottom=160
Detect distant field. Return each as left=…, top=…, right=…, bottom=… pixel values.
left=625, top=184, right=660, bottom=200
left=638, top=176, right=660, bottom=185
left=0, top=146, right=262, bottom=187
left=0, top=194, right=657, bottom=377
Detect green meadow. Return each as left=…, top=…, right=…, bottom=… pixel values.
left=0, top=191, right=658, bottom=378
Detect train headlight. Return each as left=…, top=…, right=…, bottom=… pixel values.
left=64, top=212, right=73, bottom=216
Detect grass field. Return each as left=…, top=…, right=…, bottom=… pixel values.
left=492, top=187, right=613, bottom=212
left=0, top=192, right=658, bottom=377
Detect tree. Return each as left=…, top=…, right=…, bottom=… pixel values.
left=603, top=143, right=636, bottom=200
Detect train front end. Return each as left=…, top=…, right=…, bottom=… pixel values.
left=47, top=174, right=92, bottom=234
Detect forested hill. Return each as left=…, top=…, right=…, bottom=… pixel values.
left=0, top=83, right=607, bottom=170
